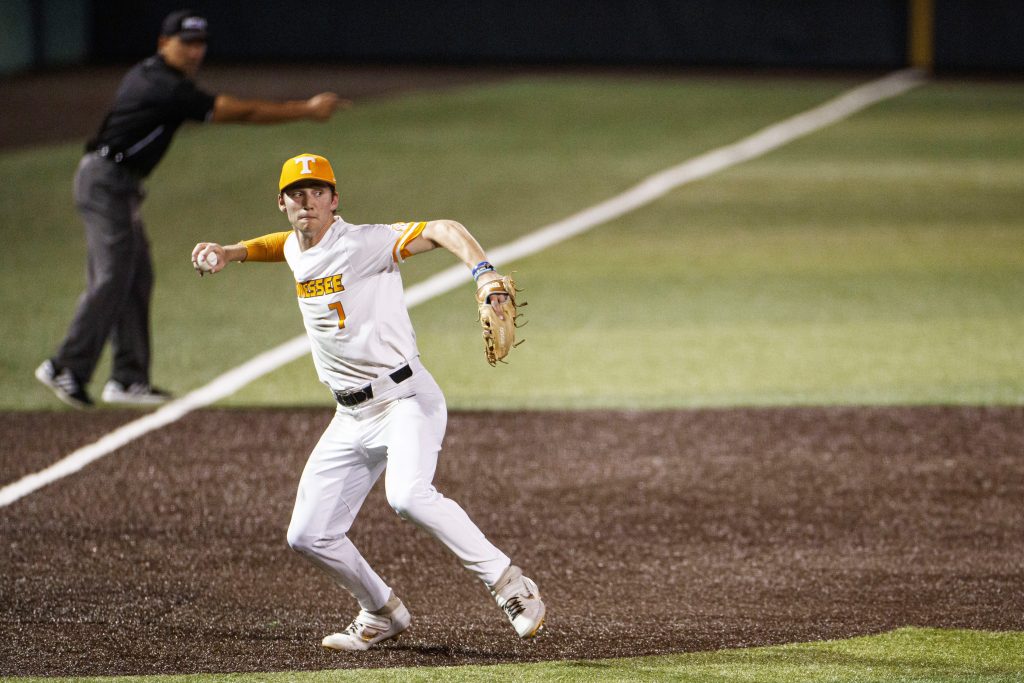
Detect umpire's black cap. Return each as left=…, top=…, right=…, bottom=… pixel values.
left=161, top=9, right=208, bottom=41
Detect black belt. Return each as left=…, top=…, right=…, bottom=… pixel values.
left=333, top=364, right=413, bottom=407
left=86, top=147, right=143, bottom=179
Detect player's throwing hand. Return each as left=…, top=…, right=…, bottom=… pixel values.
left=191, top=242, right=226, bottom=276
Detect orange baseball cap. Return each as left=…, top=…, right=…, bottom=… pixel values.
left=279, top=153, right=336, bottom=192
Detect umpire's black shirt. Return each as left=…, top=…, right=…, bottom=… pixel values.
left=86, top=55, right=216, bottom=177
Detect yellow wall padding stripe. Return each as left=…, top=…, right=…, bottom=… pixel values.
left=908, top=0, right=934, bottom=71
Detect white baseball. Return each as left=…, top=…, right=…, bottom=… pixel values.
left=196, top=249, right=219, bottom=272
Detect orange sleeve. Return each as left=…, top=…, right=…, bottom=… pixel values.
left=241, top=231, right=290, bottom=262
left=392, top=221, right=427, bottom=263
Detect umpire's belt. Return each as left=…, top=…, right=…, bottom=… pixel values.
left=94, top=145, right=128, bottom=163
left=333, top=364, right=413, bottom=407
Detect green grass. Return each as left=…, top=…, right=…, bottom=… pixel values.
left=412, top=81, right=1024, bottom=409
left=9, top=76, right=1024, bottom=410
left=6, top=628, right=1023, bottom=682
left=2, top=76, right=1022, bottom=410
left=0, top=72, right=991, bottom=411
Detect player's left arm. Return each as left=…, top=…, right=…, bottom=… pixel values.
left=404, top=220, right=488, bottom=267
left=405, top=220, right=509, bottom=312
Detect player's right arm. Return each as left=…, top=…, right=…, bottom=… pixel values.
left=191, top=231, right=290, bottom=275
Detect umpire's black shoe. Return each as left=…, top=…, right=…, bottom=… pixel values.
left=35, top=360, right=94, bottom=409
left=101, top=380, right=171, bottom=406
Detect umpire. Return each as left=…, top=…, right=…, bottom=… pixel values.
left=36, top=9, right=345, bottom=408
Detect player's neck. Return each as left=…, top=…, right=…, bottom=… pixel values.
left=294, top=217, right=336, bottom=251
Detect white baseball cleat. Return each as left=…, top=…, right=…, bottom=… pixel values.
left=491, top=565, right=546, bottom=638
left=321, top=594, right=411, bottom=652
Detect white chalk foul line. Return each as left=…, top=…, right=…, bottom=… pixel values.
left=1, top=338, right=312, bottom=507
left=1, top=68, right=925, bottom=508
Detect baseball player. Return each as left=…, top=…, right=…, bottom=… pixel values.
left=190, top=152, right=544, bottom=650
left=35, top=9, right=345, bottom=409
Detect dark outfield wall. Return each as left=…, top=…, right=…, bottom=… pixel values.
left=93, top=1, right=910, bottom=68
left=935, top=1, right=1024, bottom=71
left=22, top=0, right=1024, bottom=72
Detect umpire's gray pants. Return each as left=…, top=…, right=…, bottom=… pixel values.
left=53, top=154, right=153, bottom=386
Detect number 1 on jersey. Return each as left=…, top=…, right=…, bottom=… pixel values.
left=328, top=301, right=346, bottom=329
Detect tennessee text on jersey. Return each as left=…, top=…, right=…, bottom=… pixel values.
left=297, top=274, right=345, bottom=298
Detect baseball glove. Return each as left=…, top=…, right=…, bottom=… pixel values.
left=476, top=274, right=524, bottom=366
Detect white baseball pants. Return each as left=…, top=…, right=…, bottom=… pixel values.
left=286, top=368, right=510, bottom=611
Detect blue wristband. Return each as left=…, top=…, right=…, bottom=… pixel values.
left=472, top=261, right=495, bottom=280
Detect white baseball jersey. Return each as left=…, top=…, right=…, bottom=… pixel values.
left=283, top=216, right=426, bottom=390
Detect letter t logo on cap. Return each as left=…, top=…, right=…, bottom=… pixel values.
left=279, top=152, right=337, bottom=191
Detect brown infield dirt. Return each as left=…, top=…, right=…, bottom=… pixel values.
left=1, top=406, right=1023, bottom=676
left=2, top=65, right=1023, bottom=677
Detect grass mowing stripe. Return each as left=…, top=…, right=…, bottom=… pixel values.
left=5, top=628, right=1021, bottom=682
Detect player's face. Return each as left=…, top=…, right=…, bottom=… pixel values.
left=158, top=35, right=207, bottom=77
left=279, top=182, right=339, bottom=237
